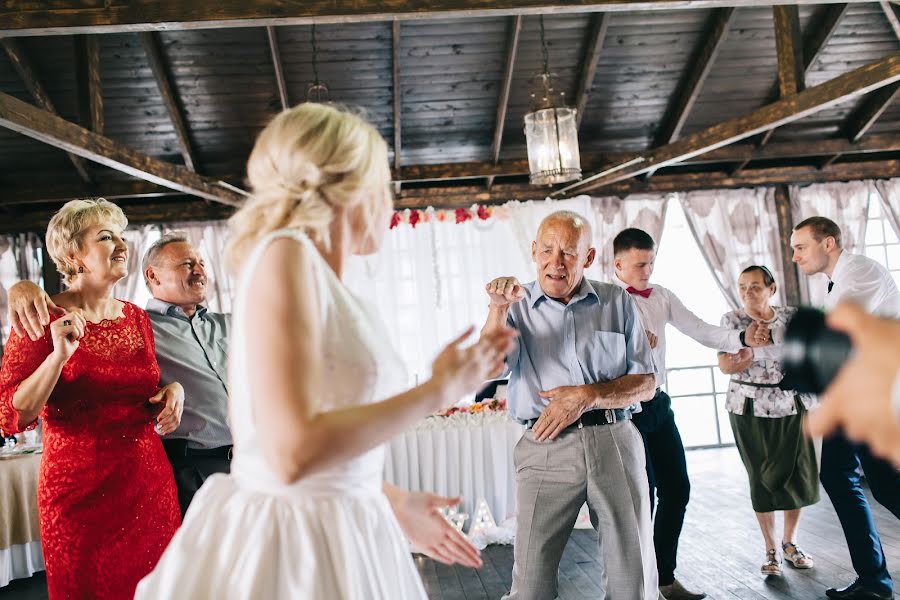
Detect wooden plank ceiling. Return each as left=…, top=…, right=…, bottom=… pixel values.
left=0, top=1, right=899, bottom=232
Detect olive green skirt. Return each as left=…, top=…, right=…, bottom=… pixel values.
left=729, top=397, right=819, bottom=513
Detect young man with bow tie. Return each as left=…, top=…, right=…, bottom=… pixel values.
left=612, top=227, right=771, bottom=600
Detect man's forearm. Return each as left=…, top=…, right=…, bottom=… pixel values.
left=482, top=304, right=510, bottom=336
left=589, top=374, right=656, bottom=409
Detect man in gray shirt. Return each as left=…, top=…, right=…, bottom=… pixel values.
left=8, top=232, right=231, bottom=516
left=142, top=232, right=231, bottom=515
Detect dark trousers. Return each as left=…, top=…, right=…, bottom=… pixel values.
left=631, top=390, right=690, bottom=586
left=162, top=439, right=232, bottom=517
left=820, top=431, right=900, bottom=593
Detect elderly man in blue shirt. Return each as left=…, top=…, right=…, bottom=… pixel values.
left=482, top=210, right=658, bottom=600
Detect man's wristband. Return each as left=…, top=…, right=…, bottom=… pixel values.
left=739, top=330, right=749, bottom=347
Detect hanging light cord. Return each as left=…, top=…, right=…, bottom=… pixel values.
left=311, top=23, right=321, bottom=88
left=539, top=15, right=550, bottom=77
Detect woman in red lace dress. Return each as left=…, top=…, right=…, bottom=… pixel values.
left=0, top=199, right=183, bottom=599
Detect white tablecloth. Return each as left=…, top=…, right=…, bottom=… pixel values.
left=384, top=411, right=525, bottom=524
left=0, top=541, right=43, bottom=588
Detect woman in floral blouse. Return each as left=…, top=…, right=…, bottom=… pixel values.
left=718, top=265, right=818, bottom=577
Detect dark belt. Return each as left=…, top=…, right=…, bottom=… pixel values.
left=525, top=408, right=631, bottom=431
left=731, top=379, right=781, bottom=388
left=163, top=439, right=233, bottom=460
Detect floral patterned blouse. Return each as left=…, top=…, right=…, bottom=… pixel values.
left=720, top=306, right=816, bottom=418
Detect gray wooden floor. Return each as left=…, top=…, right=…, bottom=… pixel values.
left=416, top=446, right=900, bottom=600
left=2, top=446, right=899, bottom=599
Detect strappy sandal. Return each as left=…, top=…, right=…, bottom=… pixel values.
left=761, top=549, right=782, bottom=576
left=782, top=542, right=814, bottom=569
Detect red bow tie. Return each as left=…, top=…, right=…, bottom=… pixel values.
left=626, top=286, right=653, bottom=298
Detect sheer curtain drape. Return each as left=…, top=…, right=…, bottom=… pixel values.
left=874, top=178, right=900, bottom=239
left=0, top=233, right=44, bottom=353
left=679, top=188, right=785, bottom=309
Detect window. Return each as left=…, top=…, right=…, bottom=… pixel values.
left=654, top=201, right=734, bottom=448
left=864, top=197, right=900, bottom=289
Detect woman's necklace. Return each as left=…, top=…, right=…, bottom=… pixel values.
left=746, top=305, right=777, bottom=323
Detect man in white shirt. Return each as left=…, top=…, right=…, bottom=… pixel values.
left=611, top=228, right=771, bottom=600
left=791, top=216, right=900, bottom=600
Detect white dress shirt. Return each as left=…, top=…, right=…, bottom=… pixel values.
left=612, top=274, right=743, bottom=387
left=823, top=251, right=900, bottom=319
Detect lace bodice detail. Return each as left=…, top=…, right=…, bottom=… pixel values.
left=228, top=229, right=406, bottom=493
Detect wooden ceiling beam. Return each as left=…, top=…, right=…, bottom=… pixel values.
left=3, top=158, right=899, bottom=233
left=8, top=150, right=900, bottom=211
left=573, top=13, right=609, bottom=131
left=265, top=26, right=289, bottom=111
left=0, top=2, right=862, bottom=37
left=4, top=132, right=900, bottom=208
left=486, top=15, right=522, bottom=190
left=394, top=159, right=900, bottom=208
left=562, top=52, right=900, bottom=196
left=821, top=4, right=900, bottom=167
left=734, top=4, right=806, bottom=170
left=139, top=31, right=198, bottom=172
left=645, top=6, right=735, bottom=179
left=0, top=199, right=236, bottom=235
left=1, top=38, right=93, bottom=183
left=0, top=91, right=244, bottom=206
left=882, top=1, right=900, bottom=40
left=74, top=35, right=103, bottom=134
left=392, top=19, right=402, bottom=195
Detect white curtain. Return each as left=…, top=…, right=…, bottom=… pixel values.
left=0, top=234, right=44, bottom=352
left=345, top=216, right=531, bottom=389
left=590, top=194, right=669, bottom=282
left=679, top=188, right=785, bottom=309
left=790, top=180, right=872, bottom=305
left=873, top=178, right=900, bottom=240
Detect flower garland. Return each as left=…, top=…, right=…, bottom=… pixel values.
left=389, top=204, right=512, bottom=229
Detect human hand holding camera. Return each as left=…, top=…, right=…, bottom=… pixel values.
left=801, top=303, right=900, bottom=465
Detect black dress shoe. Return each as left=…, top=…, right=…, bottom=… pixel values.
left=826, top=579, right=894, bottom=600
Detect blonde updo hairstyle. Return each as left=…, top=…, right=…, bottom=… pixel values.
left=225, top=103, right=389, bottom=271
left=46, top=198, right=128, bottom=284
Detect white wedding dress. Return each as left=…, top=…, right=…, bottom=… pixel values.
left=135, top=229, right=427, bottom=599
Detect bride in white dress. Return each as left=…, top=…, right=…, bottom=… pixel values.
left=135, top=103, right=515, bottom=599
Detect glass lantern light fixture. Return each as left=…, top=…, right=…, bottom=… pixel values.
left=524, top=16, right=582, bottom=186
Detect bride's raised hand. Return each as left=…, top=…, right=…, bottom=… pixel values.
left=428, top=326, right=517, bottom=411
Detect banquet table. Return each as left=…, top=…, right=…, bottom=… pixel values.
left=384, top=410, right=524, bottom=527
left=0, top=451, right=44, bottom=588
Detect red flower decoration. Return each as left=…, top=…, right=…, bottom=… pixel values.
left=455, top=208, right=472, bottom=224
left=389, top=212, right=401, bottom=229
left=477, top=205, right=492, bottom=220
left=409, top=209, right=421, bottom=228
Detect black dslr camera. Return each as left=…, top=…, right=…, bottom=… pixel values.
left=782, top=307, right=853, bottom=395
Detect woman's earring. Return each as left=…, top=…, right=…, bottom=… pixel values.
left=77, top=266, right=84, bottom=273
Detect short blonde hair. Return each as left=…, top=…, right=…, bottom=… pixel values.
left=225, top=103, right=389, bottom=271
left=46, top=198, right=128, bottom=284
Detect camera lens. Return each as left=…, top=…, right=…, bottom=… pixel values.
left=782, top=307, right=853, bottom=395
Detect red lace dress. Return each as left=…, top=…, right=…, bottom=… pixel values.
left=0, top=301, right=180, bottom=600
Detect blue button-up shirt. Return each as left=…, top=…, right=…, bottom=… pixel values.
left=504, top=278, right=655, bottom=422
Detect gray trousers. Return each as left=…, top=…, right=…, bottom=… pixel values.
left=504, top=421, right=659, bottom=600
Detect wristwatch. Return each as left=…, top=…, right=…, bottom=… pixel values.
left=739, top=330, right=749, bottom=347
